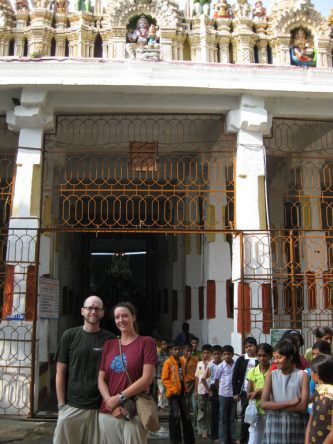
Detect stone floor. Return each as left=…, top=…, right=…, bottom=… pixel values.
left=0, top=416, right=220, bottom=443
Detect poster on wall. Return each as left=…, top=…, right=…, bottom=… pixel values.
left=270, top=328, right=302, bottom=348
left=39, top=276, right=60, bottom=319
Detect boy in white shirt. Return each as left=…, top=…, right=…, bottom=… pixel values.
left=203, top=345, right=223, bottom=443
left=215, top=345, right=237, bottom=444
left=195, top=343, right=212, bottom=438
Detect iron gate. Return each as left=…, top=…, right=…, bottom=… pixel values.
left=2, top=114, right=333, bottom=415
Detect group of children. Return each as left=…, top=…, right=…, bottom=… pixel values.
left=155, top=326, right=333, bottom=444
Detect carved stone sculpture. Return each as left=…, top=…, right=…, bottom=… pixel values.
left=252, top=0, right=266, bottom=18
left=126, top=15, right=160, bottom=60
left=15, top=0, right=29, bottom=11
left=31, top=0, right=51, bottom=8
left=214, top=0, right=232, bottom=18
left=54, top=0, right=69, bottom=13
left=233, top=0, right=251, bottom=18
left=290, top=27, right=316, bottom=67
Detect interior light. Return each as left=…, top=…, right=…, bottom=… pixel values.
left=91, top=251, right=147, bottom=256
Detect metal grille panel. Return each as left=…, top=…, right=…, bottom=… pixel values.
left=43, top=114, right=236, bottom=231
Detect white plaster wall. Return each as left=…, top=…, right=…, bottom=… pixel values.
left=204, top=234, right=233, bottom=347
left=184, top=234, right=204, bottom=342
left=171, top=235, right=186, bottom=340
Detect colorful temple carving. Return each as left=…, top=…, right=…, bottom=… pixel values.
left=0, top=0, right=331, bottom=66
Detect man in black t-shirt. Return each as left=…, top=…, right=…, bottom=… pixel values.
left=53, top=295, right=114, bottom=444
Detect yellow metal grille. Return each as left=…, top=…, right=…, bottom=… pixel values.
left=43, top=114, right=236, bottom=231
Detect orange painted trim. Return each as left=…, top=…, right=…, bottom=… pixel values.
left=198, top=286, right=204, bottom=320
left=1, top=264, right=14, bottom=320
left=25, top=265, right=36, bottom=321
left=237, top=283, right=251, bottom=334
left=184, top=285, right=191, bottom=320
left=262, top=283, right=271, bottom=334
left=206, top=280, right=216, bottom=319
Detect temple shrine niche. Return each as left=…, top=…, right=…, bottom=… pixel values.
left=290, top=27, right=316, bottom=67
left=126, top=14, right=160, bottom=60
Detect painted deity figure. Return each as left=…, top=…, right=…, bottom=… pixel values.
left=15, top=0, right=29, bottom=10
left=213, top=0, right=231, bottom=18
left=290, top=27, right=316, bottom=67
left=252, top=0, right=266, bottom=18
left=31, top=0, right=50, bottom=7
left=233, top=0, right=251, bottom=18
left=75, top=0, right=91, bottom=12
left=54, top=0, right=69, bottom=13
left=126, top=16, right=160, bottom=60
left=147, top=24, right=160, bottom=47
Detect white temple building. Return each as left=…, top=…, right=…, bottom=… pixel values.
left=0, top=0, right=333, bottom=415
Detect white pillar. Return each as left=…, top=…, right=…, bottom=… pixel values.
left=226, top=94, right=272, bottom=353
left=0, top=88, right=54, bottom=415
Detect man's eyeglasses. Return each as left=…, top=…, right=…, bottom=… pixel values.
left=83, top=306, right=104, bottom=312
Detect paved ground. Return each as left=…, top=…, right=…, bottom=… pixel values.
left=0, top=416, right=218, bottom=443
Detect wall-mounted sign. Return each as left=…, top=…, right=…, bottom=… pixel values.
left=39, top=276, right=60, bottom=319
left=270, top=328, right=302, bottom=348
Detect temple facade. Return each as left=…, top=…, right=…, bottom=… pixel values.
left=1, top=0, right=333, bottom=416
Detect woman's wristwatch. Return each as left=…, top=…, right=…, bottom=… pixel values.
left=118, top=392, right=126, bottom=404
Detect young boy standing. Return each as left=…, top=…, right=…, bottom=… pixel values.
left=162, top=343, right=195, bottom=444
left=204, top=345, right=223, bottom=443
left=195, top=343, right=213, bottom=439
left=180, top=344, right=198, bottom=417
left=156, top=338, right=170, bottom=409
left=215, top=345, right=237, bottom=444
left=191, top=337, right=202, bottom=361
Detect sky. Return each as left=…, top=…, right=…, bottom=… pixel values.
left=9, top=0, right=332, bottom=18
left=251, top=0, right=331, bottom=17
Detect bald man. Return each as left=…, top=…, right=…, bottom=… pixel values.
left=53, top=295, right=115, bottom=444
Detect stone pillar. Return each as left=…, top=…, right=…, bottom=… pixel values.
left=232, top=18, right=255, bottom=64
left=203, top=153, right=233, bottom=346
left=226, top=95, right=272, bottom=353
left=0, top=88, right=54, bottom=415
left=112, top=29, right=126, bottom=59
left=29, top=9, right=53, bottom=56
left=254, top=18, right=268, bottom=64
left=274, top=36, right=290, bottom=66
left=316, top=39, right=331, bottom=68
left=160, top=30, right=176, bottom=61
left=216, top=18, right=231, bottom=63
left=54, top=36, right=66, bottom=57
left=55, top=13, right=68, bottom=30
left=257, top=39, right=268, bottom=64
left=189, top=16, right=216, bottom=63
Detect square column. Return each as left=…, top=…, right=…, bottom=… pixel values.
left=0, top=88, right=54, bottom=415
left=226, top=95, right=272, bottom=353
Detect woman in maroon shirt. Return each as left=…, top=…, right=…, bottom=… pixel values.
left=98, top=301, right=157, bottom=444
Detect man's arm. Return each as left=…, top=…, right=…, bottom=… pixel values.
left=55, top=362, right=68, bottom=405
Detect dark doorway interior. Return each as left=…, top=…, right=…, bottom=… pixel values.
left=37, top=231, right=170, bottom=415
left=89, top=233, right=166, bottom=335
